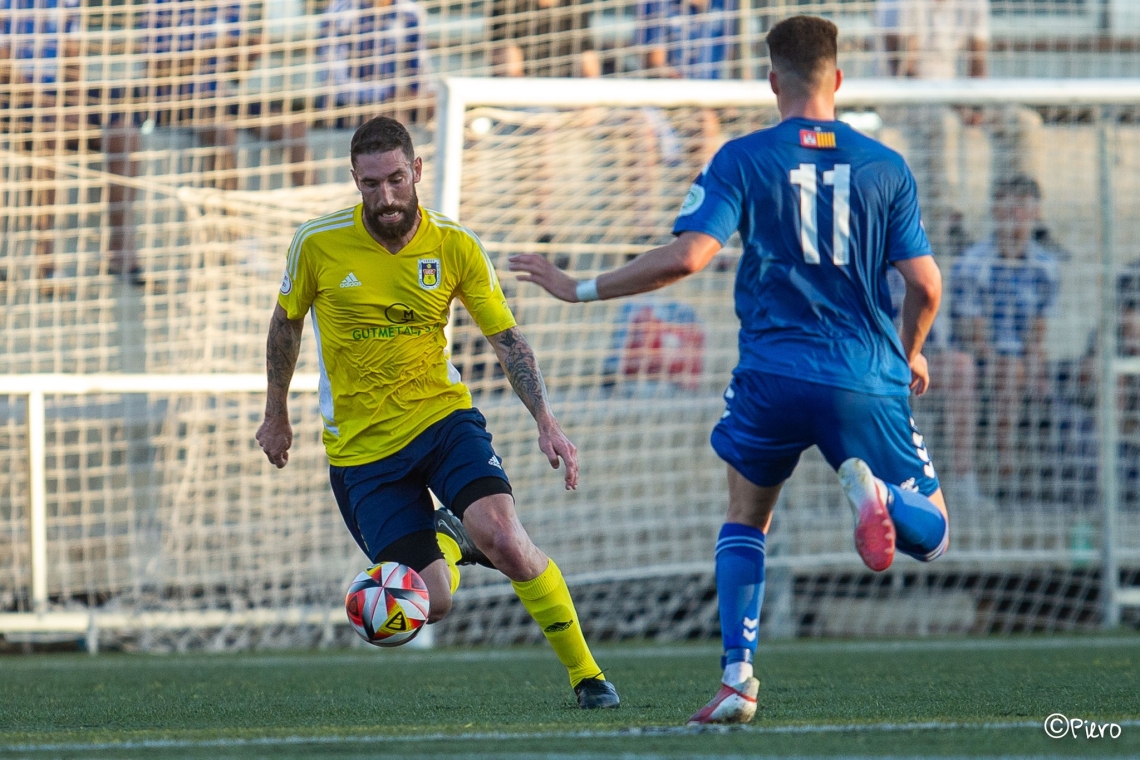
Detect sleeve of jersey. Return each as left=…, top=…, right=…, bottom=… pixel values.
left=456, top=236, right=517, bottom=337
left=277, top=228, right=318, bottom=321
left=886, top=167, right=933, bottom=262
left=672, top=148, right=743, bottom=244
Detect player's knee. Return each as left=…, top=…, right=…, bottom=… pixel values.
left=480, top=528, right=530, bottom=576
left=479, top=525, right=544, bottom=580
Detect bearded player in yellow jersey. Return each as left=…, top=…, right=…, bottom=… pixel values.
left=255, top=117, right=619, bottom=709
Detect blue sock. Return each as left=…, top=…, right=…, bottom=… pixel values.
left=716, top=523, right=766, bottom=669
left=885, top=484, right=948, bottom=561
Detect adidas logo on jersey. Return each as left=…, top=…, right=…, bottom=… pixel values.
left=340, top=272, right=362, bottom=288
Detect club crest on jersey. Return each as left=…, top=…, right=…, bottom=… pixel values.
left=418, top=258, right=440, bottom=290
left=800, top=129, right=837, bottom=149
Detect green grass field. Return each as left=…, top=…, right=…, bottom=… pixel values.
left=1, top=635, right=1137, bottom=758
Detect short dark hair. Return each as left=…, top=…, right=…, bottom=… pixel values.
left=350, top=116, right=415, bottom=164
left=993, top=173, right=1041, bottom=201
left=766, top=15, right=838, bottom=85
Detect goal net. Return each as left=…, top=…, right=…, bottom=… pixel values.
left=1, top=76, right=1138, bottom=651
left=431, top=77, right=1140, bottom=644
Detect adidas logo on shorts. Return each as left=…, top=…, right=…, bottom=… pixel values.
left=488, top=455, right=503, bottom=470
left=340, top=272, right=362, bottom=288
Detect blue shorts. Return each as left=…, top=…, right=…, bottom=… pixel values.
left=711, top=370, right=940, bottom=496
left=329, top=408, right=511, bottom=562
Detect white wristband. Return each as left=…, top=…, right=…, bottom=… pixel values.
left=575, top=278, right=600, bottom=303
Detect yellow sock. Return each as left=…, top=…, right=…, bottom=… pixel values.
left=436, top=533, right=462, bottom=594
left=512, top=559, right=603, bottom=687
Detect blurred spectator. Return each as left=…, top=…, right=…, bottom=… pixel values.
left=951, top=174, right=1059, bottom=480
left=635, top=0, right=737, bottom=80
left=576, top=47, right=602, bottom=79
left=491, top=43, right=526, bottom=77
left=317, top=0, right=426, bottom=114
left=888, top=267, right=979, bottom=500
left=138, top=0, right=309, bottom=189
left=1058, top=264, right=1140, bottom=509
left=575, top=46, right=683, bottom=245
left=1, top=0, right=141, bottom=283
left=878, top=0, right=989, bottom=79
left=633, top=0, right=726, bottom=201
left=876, top=0, right=993, bottom=254
left=490, top=0, right=589, bottom=77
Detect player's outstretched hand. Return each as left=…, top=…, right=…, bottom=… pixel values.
left=508, top=254, right=580, bottom=302
left=537, top=417, right=579, bottom=490
left=909, top=353, right=930, bottom=396
left=256, top=415, right=293, bottom=469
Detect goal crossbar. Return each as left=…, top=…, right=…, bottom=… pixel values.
left=434, top=77, right=1140, bottom=218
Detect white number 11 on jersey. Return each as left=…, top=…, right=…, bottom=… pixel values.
left=789, top=163, right=851, bottom=266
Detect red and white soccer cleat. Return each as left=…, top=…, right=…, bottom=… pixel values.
left=839, top=458, right=896, bottom=572
left=686, top=677, right=759, bottom=725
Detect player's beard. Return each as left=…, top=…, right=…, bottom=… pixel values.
left=364, top=188, right=419, bottom=244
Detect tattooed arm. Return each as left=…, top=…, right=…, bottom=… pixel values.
left=256, top=304, right=305, bottom=468
left=486, top=326, right=579, bottom=490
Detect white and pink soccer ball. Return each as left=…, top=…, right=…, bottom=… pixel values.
left=345, top=562, right=430, bottom=647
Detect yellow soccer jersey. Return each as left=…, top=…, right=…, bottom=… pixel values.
left=278, top=205, right=516, bottom=466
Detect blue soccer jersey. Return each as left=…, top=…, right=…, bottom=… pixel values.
left=674, top=118, right=932, bottom=396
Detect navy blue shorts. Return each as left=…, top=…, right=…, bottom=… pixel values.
left=329, top=409, right=511, bottom=562
left=711, top=370, right=940, bottom=496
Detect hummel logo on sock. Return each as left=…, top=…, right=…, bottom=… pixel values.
left=340, top=272, right=362, bottom=288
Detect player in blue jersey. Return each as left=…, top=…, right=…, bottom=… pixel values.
left=509, top=15, right=950, bottom=725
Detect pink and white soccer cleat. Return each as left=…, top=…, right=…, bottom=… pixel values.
left=838, top=458, right=896, bottom=572
left=686, top=677, right=759, bottom=725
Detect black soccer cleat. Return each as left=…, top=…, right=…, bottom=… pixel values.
left=434, top=506, right=494, bottom=568
left=574, top=677, right=621, bottom=709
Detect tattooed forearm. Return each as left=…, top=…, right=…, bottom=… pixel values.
left=488, top=327, right=551, bottom=422
left=265, top=305, right=304, bottom=417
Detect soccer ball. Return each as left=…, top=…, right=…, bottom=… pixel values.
left=345, top=562, right=431, bottom=647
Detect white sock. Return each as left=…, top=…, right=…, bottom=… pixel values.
left=722, top=660, right=753, bottom=685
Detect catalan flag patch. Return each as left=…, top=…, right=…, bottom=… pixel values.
left=800, top=129, right=837, bottom=149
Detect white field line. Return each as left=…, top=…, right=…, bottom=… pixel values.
left=4, top=635, right=1138, bottom=672
left=6, top=720, right=1140, bottom=754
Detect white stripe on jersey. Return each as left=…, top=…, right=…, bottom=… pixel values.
left=286, top=209, right=355, bottom=278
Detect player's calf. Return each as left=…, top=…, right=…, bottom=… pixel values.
left=417, top=559, right=454, bottom=623
left=374, top=531, right=455, bottom=623
left=462, top=494, right=547, bottom=581
left=884, top=483, right=949, bottom=562
left=465, top=494, right=618, bottom=707
left=839, top=459, right=949, bottom=569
